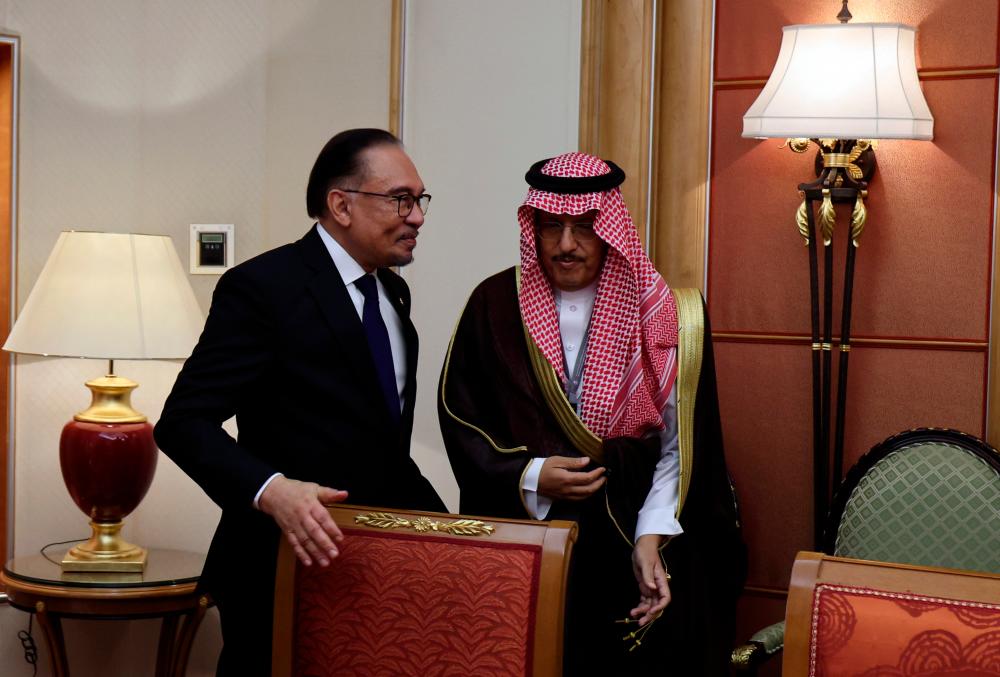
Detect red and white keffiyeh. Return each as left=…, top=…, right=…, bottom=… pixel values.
left=518, top=152, right=678, bottom=439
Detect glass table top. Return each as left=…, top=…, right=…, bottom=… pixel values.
left=4, top=549, right=205, bottom=589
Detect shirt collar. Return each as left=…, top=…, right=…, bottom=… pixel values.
left=554, top=278, right=599, bottom=306
left=316, top=223, right=368, bottom=286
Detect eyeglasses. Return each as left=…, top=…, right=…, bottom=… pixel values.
left=339, top=189, right=432, bottom=217
left=536, top=221, right=598, bottom=242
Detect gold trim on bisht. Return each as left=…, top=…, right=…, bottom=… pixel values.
left=439, top=290, right=528, bottom=454
left=672, top=288, right=704, bottom=518
left=355, top=512, right=496, bottom=537
left=516, top=266, right=605, bottom=464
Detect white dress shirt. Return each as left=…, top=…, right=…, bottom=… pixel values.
left=316, top=224, right=407, bottom=402
left=521, top=283, right=684, bottom=539
left=253, top=224, right=408, bottom=508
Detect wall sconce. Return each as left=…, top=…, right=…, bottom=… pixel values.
left=742, top=1, right=934, bottom=547
left=3, top=231, right=203, bottom=571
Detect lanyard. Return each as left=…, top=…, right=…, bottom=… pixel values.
left=563, top=317, right=592, bottom=415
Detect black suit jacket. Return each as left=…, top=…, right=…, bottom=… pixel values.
left=154, top=226, right=445, bottom=650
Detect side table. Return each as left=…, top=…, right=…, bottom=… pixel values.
left=2, top=549, right=211, bottom=677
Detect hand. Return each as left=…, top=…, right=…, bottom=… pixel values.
left=537, top=455, right=606, bottom=500
left=630, top=534, right=671, bottom=626
left=258, top=476, right=349, bottom=567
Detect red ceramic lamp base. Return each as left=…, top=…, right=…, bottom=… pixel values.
left=59, top=374, right=158, bottom=573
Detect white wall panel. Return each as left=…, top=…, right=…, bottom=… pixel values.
left=399, top=0, right=581, bottom=510
left=0, top=1, right=580, bottom=673
left=2, top=2, right=391, bottom=675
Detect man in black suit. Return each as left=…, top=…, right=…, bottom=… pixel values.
left=155, top=128, right=446, bottom=676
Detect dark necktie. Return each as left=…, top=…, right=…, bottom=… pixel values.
left=355, top=274, right=401, bottom=424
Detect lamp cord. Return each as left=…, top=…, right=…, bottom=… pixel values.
left=11, top=537, right=87, bottom=674
left=39, top=537, right=87, bottom=566
left=17, top=612, right=38, bottom=676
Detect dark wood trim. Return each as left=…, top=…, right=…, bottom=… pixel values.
left=712, top=332, right=988, bottom=351
left=742, top=584, right=789, bottom=600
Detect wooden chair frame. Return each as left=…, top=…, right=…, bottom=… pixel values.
left=783, top=551, right=1000, bottom=677
left=272, top=504, right=577, bottom=677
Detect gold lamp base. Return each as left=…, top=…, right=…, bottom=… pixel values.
left=61, top=520, right=148, bottom=572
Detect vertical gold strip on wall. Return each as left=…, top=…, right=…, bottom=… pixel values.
left=578, top=0, right=603, bottom=155
left=388, top=0, right=404, bottom=137
left=988, top=112, right=1000, bottom=444
left=578, top=0, right=713, bottom=289
left=0, top=36, right=16, bottom=562
left=650, top=0, right=713, bottom=291
left=578, top=0, right=655, bottom=246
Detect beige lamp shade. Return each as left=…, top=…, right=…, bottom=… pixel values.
left=3, top=231, right=204, bottom=360
left=742, top=23, right=933, bottom=140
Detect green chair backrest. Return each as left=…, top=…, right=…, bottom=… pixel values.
left=834, top=440, right=1000, bottom=573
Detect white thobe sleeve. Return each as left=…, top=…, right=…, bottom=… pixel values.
left=635, top=386, right=684, bottom=539
left=520, top=458, right=553, bottom=519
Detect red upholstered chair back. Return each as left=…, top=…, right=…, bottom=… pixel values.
left=782, top=552, right=1000, bottom=677
left=272, top=505, right=577, bottom=677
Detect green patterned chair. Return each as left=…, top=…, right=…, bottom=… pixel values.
left=731, top=428, right=1000, bottom=673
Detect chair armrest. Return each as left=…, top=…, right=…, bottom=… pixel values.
left=731, top=620, right=785, bottom=671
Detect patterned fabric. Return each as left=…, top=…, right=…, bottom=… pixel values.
left=292, top=530, right=540, bottom=677
left=517, top=152, right=679, bottom=438
left=835, top=442, right=1000, bottom=572
left=749, top=620, right=786, bottom=654
left=810, top=584, right=1000, bottom=677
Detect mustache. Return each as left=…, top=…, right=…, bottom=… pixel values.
left=552, top=254, right=585, bottom=263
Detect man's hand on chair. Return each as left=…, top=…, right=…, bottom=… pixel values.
left=259, top=476, right=349, bottom=567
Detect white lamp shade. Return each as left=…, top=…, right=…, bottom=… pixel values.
left=3, top=231, right=204, bottom=360
left=743, top=23, right=933, bottom=140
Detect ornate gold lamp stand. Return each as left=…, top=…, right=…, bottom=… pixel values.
left=789, top=137, right=874, bottom=546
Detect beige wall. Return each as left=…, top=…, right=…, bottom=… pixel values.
left=401, top=0, right=581, bottom=511
left=2, top=1, right=392, bottom=675
left=0, top=1, right=581, bottom=675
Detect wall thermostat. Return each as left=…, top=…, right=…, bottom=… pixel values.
left=190, top=224, right=235, bottom=274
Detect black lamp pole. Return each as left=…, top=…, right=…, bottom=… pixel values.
left=793, top=136, right=875, bottom=548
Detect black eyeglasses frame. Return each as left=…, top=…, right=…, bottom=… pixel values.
left=338, top=189, right=432, bottom=217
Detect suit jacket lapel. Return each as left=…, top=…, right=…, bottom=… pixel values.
left=378, top=268, right=418, bottom=424
left=297, top=228, right=387, bottom=415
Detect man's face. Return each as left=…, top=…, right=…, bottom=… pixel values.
left=339, top=144, right=426, bottom=272
left=535, top=209, right=607, bottom=292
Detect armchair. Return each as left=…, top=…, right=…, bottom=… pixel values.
left=732, top=427, right=1000, bottom=672
left=272, top=504, right=577, bottom=677
left=783, top=551, right=1000, bottom=676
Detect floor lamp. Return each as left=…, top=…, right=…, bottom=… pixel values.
left=742, top=2, right=934, bottom=548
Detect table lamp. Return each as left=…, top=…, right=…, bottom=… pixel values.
left=741, top=0, right=933, bottom=546
left=3, top=231, right=204, bottom=571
